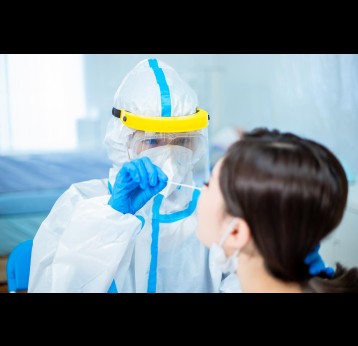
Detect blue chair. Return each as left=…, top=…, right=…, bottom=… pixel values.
left=6, top=239, right=118, bottom=293
left=6, top=239, right=33, bottom=293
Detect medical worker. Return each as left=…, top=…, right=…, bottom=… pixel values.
left=28, top=58, right=236, bottom=292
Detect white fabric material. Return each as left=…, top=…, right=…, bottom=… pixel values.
left=28, top=178, right=217, bottom=293
left=113, top=59, right=198, bottom=117
left=219, top=273, right=242, bottom=293
left=28, top=58, right=240, bottom=293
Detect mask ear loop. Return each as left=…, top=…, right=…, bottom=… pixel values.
left=218, top=217, right=239, bottom=247
left=218, top=218, right=241, bottom=264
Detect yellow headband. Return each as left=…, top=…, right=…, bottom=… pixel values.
left=112, top=107, right=210, bottom=133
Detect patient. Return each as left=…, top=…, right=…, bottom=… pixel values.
left=197, top=128, right=358, bottom=293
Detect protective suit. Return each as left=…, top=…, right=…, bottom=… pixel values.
left=28, top=58, right=241, bottom=293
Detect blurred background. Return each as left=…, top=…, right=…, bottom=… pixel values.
left=0, top=54, right=357, bottom=280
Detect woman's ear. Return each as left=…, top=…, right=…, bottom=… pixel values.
left=226, top=218, right=251, bottom=253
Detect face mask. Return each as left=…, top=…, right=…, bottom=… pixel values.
left=139, top=145, right=194, bottom=198
left=210, top=218, right=240, bottom=274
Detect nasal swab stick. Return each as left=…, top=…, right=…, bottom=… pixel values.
left=167, top=181, right=202, bottom=191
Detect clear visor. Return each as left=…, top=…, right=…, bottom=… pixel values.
left=128, top=130, right=206, bottom=165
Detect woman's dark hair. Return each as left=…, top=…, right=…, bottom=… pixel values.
left=219, top=128, right=358, bottom=293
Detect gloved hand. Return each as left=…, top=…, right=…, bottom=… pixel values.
left=304, top=243, right=335, bottom=278
left=108, top=157, right=168, bottom=214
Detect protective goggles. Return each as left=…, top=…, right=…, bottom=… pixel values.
left=112, top=107, right=209, bottom=133
left=128, top=131, right=207, bottom=163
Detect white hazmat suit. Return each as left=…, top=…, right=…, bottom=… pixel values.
left=28, top=58, right=241, bottom=293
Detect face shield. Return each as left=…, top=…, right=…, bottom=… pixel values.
left=112, top=107, right=210, bottom=195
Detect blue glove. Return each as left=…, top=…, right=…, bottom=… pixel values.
left=304, top=243, right=335, bottom=278
left=108, top=157, right=168, bottom=214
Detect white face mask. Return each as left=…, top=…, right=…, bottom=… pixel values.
left=210, top=218, right=240, bottom=274
left=139, top=145, right=194, bottom=198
